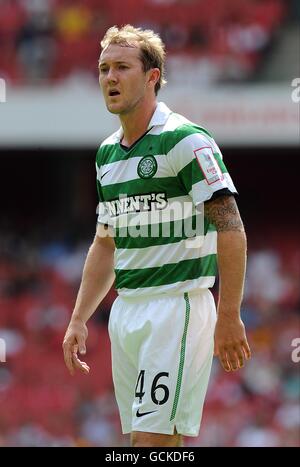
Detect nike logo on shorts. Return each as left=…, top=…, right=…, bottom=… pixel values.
left=136, top=409, right=157, bottom=418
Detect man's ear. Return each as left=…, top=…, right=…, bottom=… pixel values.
left=148, top=68, right=160, bottom=88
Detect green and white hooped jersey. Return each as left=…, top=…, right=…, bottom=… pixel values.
left=96, top=102, right=237, bottom=297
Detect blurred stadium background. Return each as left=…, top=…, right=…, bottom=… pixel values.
left=0, top=0, right=299, bottom=447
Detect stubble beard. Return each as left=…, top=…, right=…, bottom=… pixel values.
left=107, top=90, right=145, bottom=116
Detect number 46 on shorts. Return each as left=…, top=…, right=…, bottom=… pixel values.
left=135, top=370, right=170, bottom=406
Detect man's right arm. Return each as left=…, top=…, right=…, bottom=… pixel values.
left=62, top=223, right=115, bottom=375
left=72, top=223, right=115, bottom=324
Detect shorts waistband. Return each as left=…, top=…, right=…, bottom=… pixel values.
left=117, top=288, right=209, bottom=304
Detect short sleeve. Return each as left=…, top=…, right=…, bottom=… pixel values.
left=167, top=129, right=237, bottom=206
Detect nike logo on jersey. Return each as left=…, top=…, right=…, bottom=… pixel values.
left=100, top=170, right=111, bottom=180
left=136, top=409, right=157, bottom=418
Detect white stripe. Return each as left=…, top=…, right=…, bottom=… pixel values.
left=97, top=154, right=172, bottom=187
left=95, top=161, right=103, bottom=183
left=167, top=132, right=222, bottom=174
left=117, top=277, right=216, bottom=296
left=112, top=195, right=194, bottom=229
left=97, top=201, right=113, bottom=226
left=115, top=231, right=217, bottom=270
left=148, top=112, right=190, bottom=135
left=97, top=131, right=216, bottom=187
left=97, top=127, right=223, bottom=188
left=190, top=172, right=237, bottom=205
left=100, top=129, right=122, bottom=147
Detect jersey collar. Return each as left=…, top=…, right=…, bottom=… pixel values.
left=115, top=102, right=171, bottom=143
left=147, top=101, right=172, bottom=129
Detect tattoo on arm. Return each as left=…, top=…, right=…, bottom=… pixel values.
left=204, top=195, right=244, bottom=232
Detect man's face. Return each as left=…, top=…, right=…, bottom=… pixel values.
left=99, top=44, right=151, bottom=115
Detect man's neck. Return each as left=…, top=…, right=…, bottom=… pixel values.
left=120, top=99, right=157, bottom=147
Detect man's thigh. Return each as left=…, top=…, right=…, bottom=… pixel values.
left=131, top=430, right=182, bottom=447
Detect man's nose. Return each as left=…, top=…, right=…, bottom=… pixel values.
left=107, top=68, right=118, bottom=83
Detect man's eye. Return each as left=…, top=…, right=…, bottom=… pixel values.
left=100, top=68, right=108, bottom=73
left=119, top=65, right=128, bottom=69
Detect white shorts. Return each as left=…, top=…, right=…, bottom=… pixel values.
left=108, top=289, right=216, bottom=437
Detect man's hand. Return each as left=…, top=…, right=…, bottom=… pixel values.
left=214, top=314, right=251, bottom=372
left=62, top=226, right=115, bottom=376
left=62, top=318, right=90, bottom=376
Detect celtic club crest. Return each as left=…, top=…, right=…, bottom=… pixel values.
left=137, top=155, right=158, bottom=179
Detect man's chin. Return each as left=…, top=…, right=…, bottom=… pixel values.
left=106, top=103, right=123, bottom=115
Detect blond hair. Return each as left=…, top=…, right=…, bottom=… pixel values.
left=100, top=25, right=167, bottom=95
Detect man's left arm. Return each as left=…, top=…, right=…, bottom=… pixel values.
left=205, top=195, right=251, bottom=372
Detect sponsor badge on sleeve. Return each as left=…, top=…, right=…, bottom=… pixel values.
left=194, top=146, right=223, bottom=185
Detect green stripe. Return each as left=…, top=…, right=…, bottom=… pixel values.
left=162, top=123, right=213, bottom=155
left=115, top=217, right=215, bottom=249
left=178, top=158, right=205, bottom=191
left=96, top=123, right=213, bottom=165
left=170, top=292, right=190, bottom=421
left=102, top=177, right=186, bottom=200
left=96, top=180, right=104, bottom=202
left=214, top=153, right=228, bottom=175
left=115, top=255, right=216, bottom=289
left=178, top=153, right=229, bottom=193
